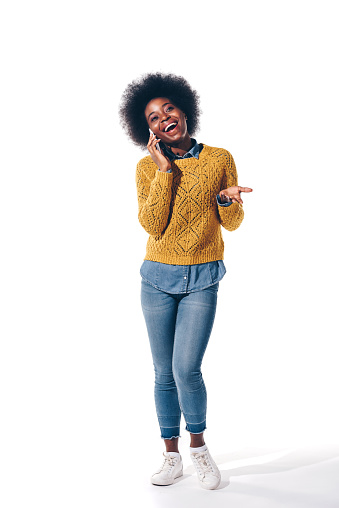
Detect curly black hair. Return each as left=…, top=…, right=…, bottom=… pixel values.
left=119, top=72, right=201, bottom=149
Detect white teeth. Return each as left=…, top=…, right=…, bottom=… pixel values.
left=165, top=122, right=177, bottom=132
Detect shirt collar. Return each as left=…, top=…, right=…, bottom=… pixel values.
left=160, top=138, right=202, bottom=161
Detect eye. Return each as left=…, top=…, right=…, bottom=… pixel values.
left=150, top=116, right=158, bottom=122
left=166, top=106, right=174, bottom=112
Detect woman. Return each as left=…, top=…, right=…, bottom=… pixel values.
left=119, top=72, right=252, bottom=489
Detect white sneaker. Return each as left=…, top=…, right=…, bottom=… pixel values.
left=190, top=446, right=221, bottom=489
left=151, top=452, right=183, bottom=486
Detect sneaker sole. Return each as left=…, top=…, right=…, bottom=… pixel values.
left=199, top=475, right=221, bottom=490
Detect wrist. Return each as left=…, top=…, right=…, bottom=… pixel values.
left=219, top=194, right=231, bottom=203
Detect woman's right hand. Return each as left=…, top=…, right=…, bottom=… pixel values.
left=147, top=132, right=172, bottom=172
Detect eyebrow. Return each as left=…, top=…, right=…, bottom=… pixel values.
left=147, top=102, right=171, bottom=120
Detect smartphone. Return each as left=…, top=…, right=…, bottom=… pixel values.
left=149, top=128, right=162, bottom=152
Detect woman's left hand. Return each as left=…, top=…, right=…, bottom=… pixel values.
left=219, top=186, right=253, bottom=205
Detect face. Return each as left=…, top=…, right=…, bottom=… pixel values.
left=144, top=97, right=188, bottom=146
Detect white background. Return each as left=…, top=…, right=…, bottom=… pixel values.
left=1, top=0, right=338, bottom=506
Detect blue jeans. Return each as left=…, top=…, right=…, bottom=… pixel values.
left=140, top=279, right=219, bottom=440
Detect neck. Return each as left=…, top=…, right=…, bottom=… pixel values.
left=166, top=135, right=193, bottom=157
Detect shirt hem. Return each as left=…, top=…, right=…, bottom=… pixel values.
left=140, top=274, right=225, bottom=294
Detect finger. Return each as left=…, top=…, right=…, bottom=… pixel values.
left=150, top=136, right=160, bottom=147
left=238, top=187, right=253, bottom=192
left=233, top=195, right=243, bottom=204
left=151, top=140, right=162, bottom=156
left=148, top=131, right=155, bottom=142
left=147, top=141, right=156, bottom=155
left=148, top=136, right=160, bottom=149
left=147, top=134, right=155, bottom=148
left=148, top=133, right=160, bottom=151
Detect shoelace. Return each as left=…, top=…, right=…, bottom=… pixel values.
left=157, top=453, right=178, bottom=474
left=191, top=451, right=214, bottom=477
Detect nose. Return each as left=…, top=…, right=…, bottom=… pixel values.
left=160, top=112, right=170, bottom=123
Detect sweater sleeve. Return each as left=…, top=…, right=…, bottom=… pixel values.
left=217, top=152, right=244, bottom=232
left=136, top=159, right=173, bottom=236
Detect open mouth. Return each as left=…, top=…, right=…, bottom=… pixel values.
left=164, top=122, right=178, bottom=133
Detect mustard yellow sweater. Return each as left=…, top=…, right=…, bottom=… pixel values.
left=136, top=144, right=244, bottom=265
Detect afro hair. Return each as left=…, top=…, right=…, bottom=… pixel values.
left=119, top=72, right=201, bottom=149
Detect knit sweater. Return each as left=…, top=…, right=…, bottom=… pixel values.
left=136, top=144, right=244, bottom=265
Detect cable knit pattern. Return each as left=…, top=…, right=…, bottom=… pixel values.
left=136, top=144, right=244, bottom=265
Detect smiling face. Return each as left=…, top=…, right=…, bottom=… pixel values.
left=144, top=97, right=190, bottom=147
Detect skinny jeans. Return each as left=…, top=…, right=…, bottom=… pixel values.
left=141, top=279, right=218, bottom=439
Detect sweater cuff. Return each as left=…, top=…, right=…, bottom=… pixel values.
left=216, top=194, right=232, bottom=207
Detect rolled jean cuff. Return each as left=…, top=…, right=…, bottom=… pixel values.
left=158, top=415, right=181, bottom=440
left=160, top=427, right=181, bottom=440
left=185, top=416, right=206, bottom=435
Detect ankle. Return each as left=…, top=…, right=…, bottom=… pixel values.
left=164, top=437, right=179, bottom=453
left=190, top=439, right=205, bottom=448
left=190, top=432, right=205, bottom=448
left=165, top=447, right=180, bottom=453
left=190, top=441, right=205, bottom=448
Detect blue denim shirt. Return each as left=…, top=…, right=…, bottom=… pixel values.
left=140, top=139, right=232, bottom=294
left=140, top=260, right=226, bottom=294
left=160, top=138, right=202, bottom=163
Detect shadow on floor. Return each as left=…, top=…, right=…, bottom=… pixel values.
left=183, top=444, right=339, bottom=490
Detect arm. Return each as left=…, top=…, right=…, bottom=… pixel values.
left=217, top=152, right=245, bottom=231
left=136, top=159, right=173, bottom=236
